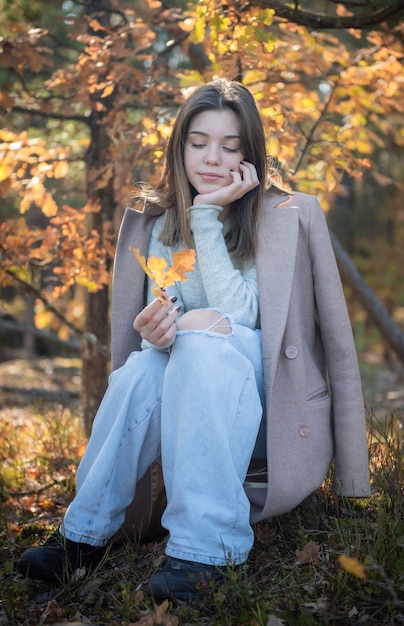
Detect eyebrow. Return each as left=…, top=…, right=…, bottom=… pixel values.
left=188, top=130, right=240, bottom=139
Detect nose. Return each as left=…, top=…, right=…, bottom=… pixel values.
left=204, top=145, right=221, bottom=165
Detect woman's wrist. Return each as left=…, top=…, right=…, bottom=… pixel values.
left=188, top=205, right=224, bottom=232
left=142, top=334, right=176, bottom=352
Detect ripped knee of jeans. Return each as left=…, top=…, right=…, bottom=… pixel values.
left=176, top=309, right=231, bottom=334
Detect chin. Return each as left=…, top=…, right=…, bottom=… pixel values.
left=197, top=184, right=225, bottom=195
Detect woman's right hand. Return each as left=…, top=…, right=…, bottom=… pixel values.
left=192, top=161, right=259, bottom=208
left=133, top=294, right=180, bottom=349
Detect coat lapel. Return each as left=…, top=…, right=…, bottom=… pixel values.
left=256, top=194, right=299, bottom=382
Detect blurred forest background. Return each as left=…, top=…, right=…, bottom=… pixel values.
left=0, top=0, right=403, bottom=429
left=1, top=3, right=404, bottom=625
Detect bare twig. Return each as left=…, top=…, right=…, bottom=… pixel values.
left=4, top=269, right=110, bottom=357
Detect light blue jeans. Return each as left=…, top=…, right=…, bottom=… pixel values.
left=61, top=319, right=265, bottom=566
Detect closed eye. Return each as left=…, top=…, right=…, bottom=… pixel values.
left=190, top=144, right=239, bottom=152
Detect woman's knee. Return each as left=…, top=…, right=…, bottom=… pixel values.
left=176, top=309, right=231, bottom=334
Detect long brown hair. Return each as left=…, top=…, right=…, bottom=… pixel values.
left=138, top=79, right=282, bottom=261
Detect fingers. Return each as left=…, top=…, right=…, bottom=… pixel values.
left=133, top=295, right=181, bottom=348
left=238, top=161, right=259, bottom=190
left=209, top=162, right=258, bottom=205
left=229, top=161, right=259, bottom=194
left=193, top=161, right=259, bottom=207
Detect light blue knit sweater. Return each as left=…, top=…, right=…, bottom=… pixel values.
left=146, top=205, right=259, bottom=329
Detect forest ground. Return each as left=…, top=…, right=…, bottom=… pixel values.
left=0, top=348, right=403, bottom=626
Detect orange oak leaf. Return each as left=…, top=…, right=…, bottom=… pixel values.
left=130, top=247, right=196, bottom=302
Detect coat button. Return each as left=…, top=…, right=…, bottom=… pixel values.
left=284, top=345, right=298, bottom=359
left=298, top=425, right=310, bottom=438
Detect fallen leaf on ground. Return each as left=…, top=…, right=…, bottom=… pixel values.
left=128, top=599, right=179, bottom=625
left=338, top=554, right=367, bottom=578
left=40, top=599, right=61, bottom=624
left=295, top=540, right=320, bottom=564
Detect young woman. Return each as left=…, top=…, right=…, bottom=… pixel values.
left=17, top=79, right=370, bottom=601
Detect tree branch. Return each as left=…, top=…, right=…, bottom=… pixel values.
left=330, top=233, right=404, bottom=364
left=8, top=105, right=88, bottom=124
left=9, top=479, right=74, bottom=498
left=0, top=317, right=81, bottom=353
left=291, top=80, right=339, bottom=174
left=4, top=269, right=110, bottom=357
left=251, top=0, right=404, bottom=29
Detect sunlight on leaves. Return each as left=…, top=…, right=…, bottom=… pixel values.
left=42, top=192, right=58, bottom=217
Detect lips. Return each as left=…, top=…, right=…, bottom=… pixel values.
left=198, top=172, right=223, bottom=181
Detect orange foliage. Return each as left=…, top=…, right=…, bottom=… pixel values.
left=0, top=0, right=403, bottom=332
left=0, top=206, right=113, bottom=299
left=130, top=247, right=196, bottom=301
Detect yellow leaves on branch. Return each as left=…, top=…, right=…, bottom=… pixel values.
left=0, top=129, right=69, bottom=216
left=0, top=206, right=113, bottom=298
left=130, top=247, right=196, bottom=302
left=1, top=26, right=53, bottom=75
left=50, top=207, right=113, bottom=296
left=19, top=185, right=58, bottom=217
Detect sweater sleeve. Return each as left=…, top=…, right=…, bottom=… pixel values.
left=188, top=205, right=259, bottom=329
left=145, top=216, right=183, bottom=308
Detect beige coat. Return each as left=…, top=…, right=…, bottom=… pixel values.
left=111, top=190, right=371, bottom=527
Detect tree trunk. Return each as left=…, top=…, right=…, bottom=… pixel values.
left=81, top=286, right=110, bottom=435
left=331, top=232, right=404, bottom=364
left=81, top=133, right=115, bottom=435
left=80, top=0, right=116, bottom=434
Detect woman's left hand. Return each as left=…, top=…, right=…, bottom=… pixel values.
left=192, top=161, right=259, bottom=207
left=133, top=294, right=180, bottom=349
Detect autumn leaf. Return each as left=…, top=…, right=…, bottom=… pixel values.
left=128, top=599, right=179, bottom=625
left=88, top=18, right=108, bottom=32
left=101, top=83, right=115, bottom=98
left=53, top=160, right=69, bottom=178
left=39, top=599, right=61, bottom=624
left=295, top=540, right=320, bottom=564
left=42, top=192, right=58, bottom=217
left=130, top=247, right=196, bottom=302
left=255, top=521, right=277, bottom=544
left=338, top=554, right=367, bottom=579
left=166, top=249, right=197, bottom=283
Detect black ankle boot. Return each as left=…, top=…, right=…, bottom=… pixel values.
left=16, top=530, right=107, bottom=583
left=147, top=558, right=226, bottom=602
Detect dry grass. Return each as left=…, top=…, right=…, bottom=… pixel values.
left=0, top=357, right=403, bottom=625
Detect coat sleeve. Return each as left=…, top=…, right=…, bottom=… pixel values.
left=110, top=207, right=168, bottom=543
left=110, top=208, right=157, bottom=371
left=308, top=197, right=371, bottom=497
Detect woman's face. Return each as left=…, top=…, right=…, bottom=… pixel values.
left=183, top=109, right=244, bottom=196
